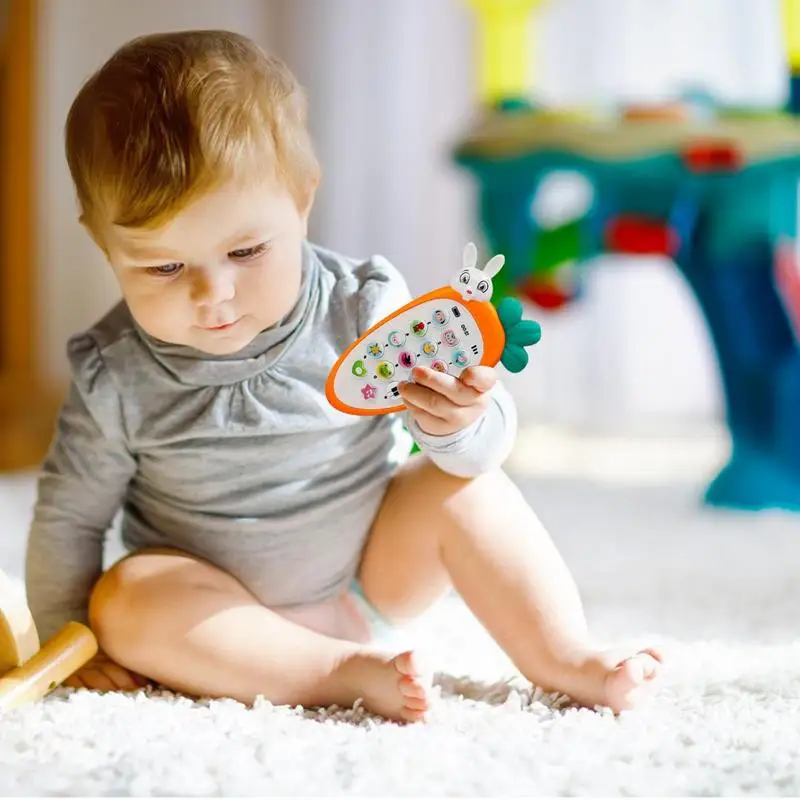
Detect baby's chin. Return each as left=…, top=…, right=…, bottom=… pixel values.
left=188, top=333, right=258, bottom=356
left=138, top=316, right=269, bottom=355
left=186, top=321, right=266, bottom=355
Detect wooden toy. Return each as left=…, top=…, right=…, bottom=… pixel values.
left=326, top=243, right=541, bottom=416
left=0, top=568, right=97, bottom=710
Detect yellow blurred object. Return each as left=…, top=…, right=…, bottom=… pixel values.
left=468, top=0, right=545, bottom=105
left=782, top=0, right=800, bottom=70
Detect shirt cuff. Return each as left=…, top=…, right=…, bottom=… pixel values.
left=403, top=382, right=517, bottom=477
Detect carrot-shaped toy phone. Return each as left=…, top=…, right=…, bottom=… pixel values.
left=326, top=242, right=542, bottom=416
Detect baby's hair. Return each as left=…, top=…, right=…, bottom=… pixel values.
left=65, top=29, right=320, bottom=236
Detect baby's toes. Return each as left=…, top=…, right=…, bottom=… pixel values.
left=400, top=706, right=428, bottom=723
left=640, top=647, right=665, bottom=672
left=628, top=650, right=663, bottom=683
left=621, top=656, right=645, bottom=685
left=399, top=674, right=428, bottom=700
left=393, top=650, right=423, bottom=679
left=604, top=649, right=664, bottom=712
left=402, top=694, right=429, bottom=712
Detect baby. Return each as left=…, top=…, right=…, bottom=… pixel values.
left=25, top=30, right=662, bottom=722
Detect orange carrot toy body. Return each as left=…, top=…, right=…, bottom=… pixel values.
left=326, top=243, right=542, bottom=416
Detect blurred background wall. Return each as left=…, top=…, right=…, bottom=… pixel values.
left=31, top=0, right=790, bottom=440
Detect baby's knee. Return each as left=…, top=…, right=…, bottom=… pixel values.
left=88, top=556, right=150, bottom=659
left=88, top=550, right=190, bottom=656
left=88, top=549, right=245, bottom=662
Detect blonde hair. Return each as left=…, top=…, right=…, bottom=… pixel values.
left=65, top=30, right=320, bottom=235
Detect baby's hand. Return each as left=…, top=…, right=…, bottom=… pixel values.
left=399, top=365, right=496, bottom=436
left=64, top=649, right=146, bottom=693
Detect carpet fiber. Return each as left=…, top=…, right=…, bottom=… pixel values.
left=1, top=465, right=799, bottom=796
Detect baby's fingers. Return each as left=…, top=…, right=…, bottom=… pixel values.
left=74, top=667, right=118, bottom=693
left=64, top=673, right=86, bottom=690
left=399, top=381, right=460, bottom=420
left=102, top=661, right=147, bottom=691
left=400, top=381, right=485, bottom=432
left=65, top=659, right=145, bottom=693
left=460, top=366, right=497, bottom=394
left=410, top=366, right=485, bottom=407
left=401, top=397, right=455, bottom=436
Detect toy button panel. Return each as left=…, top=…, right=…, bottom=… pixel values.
left=332, top=297, right=485, bottom=411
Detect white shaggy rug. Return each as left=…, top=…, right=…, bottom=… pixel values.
left=1, top=432, right=800, bottom=796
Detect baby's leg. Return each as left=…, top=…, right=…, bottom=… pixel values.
left=88, top=549, right=430, bottom=721
left=359, top=457, right=662, bottom=712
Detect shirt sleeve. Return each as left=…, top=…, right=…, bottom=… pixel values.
left=25, top=334, right=137, bottom=643
left=356, top=255, right=518, bottom=478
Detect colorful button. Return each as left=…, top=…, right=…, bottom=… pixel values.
left=398, top=351, right=416, bottom=369
left=431, top=309, right=449, bottom=326
left=387, top=330, right=405, bottom=348
left=351, top=359, right=367, bottom=378
left=386, top=382, right=401, bottom=400
left=431, top=360, right=448, bottom=373
left=376, top=361, right=395, bottom=380
left=361, top=384, right=377, bottom=400
left=452, top=350, right=470, bottom=368
left=420, top=340, right=438, bottom=358
left=443, top=329, right=459, bottom=347
left=366, top=342, right=385, bottom=358
left=410, top=319, right=427, bottom=337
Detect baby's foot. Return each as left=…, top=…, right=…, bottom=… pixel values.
left=338, top=649, right=433, bottom=723
left=528, top=646, right=664, bottom=713
left=601, top=647, right=664, bottom=712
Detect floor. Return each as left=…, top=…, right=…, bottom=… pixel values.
left=1, top=427, right=799, bottom=795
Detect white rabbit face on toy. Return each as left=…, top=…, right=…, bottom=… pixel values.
left=451, top=242, right=505, bottom=302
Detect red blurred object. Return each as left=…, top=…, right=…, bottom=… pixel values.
left=682, top=140, right=743, bottom=172
left=605, top=215, right=679, bottom=256
left=520, top=279, right=571, bottom=310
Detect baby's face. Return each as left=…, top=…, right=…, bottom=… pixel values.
left=102, top=177, right=310, bottom=355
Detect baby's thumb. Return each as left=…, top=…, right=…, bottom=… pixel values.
left=460, top=366, right=496, bottom=393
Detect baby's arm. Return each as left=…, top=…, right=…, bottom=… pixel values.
left=356, top=256, right=517, bottom=477
left=403, top=378, right=516, bottom=478
left=25, top=339, right=136, bottom=644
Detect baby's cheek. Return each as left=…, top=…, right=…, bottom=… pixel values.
left=249, top=260, right=302, bottom=320
left=126, top=285, right=187, bottom=338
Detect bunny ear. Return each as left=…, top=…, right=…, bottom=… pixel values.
left=483, top=254, right=505, bottom=278
left=463, top=242, right=478, bottom=270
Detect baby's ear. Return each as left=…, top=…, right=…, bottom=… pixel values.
left=483, top=254, right=505, bottom=278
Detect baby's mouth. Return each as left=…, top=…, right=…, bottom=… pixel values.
left=203, top=318, right=240, bottom=331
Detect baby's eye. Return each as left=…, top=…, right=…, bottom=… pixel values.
left=477, top=280, right=489, bottom=293
left=229, top=242, right=270, bottom=261
left=459, top=271, right=471, bottom=285
left=146, top=263, right=183, bottom=277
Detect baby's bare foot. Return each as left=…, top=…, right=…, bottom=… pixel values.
left=524, top=645, right=664, bottom=713
left=602, top=647, right=663, bottom=712
left=338, top=649, right=432, bottom=722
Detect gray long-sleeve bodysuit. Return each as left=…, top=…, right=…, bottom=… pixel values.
left=25, top=241, right=517, bottom=641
